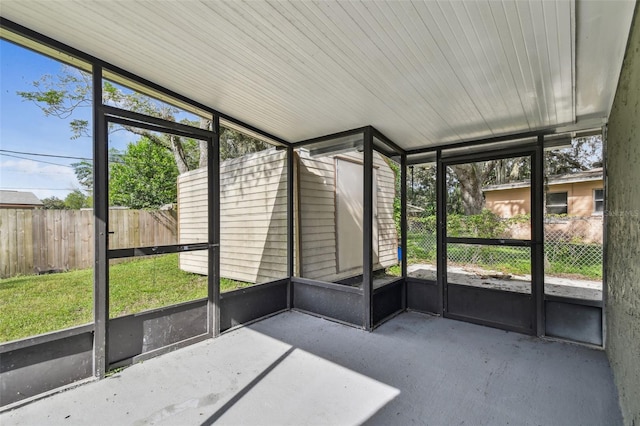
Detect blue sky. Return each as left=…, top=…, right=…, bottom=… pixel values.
left=0, top=39, right=134, bottom=200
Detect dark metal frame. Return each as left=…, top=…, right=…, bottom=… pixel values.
left=0, top=18, right=288, bottom=147
left=100, top=109, right=214, bottom=369
left=439, top=145, right=539, bottom=335
left=291, top=126, right=407, bottom=330
left=363, top=127, right=374, bottom=330
left=0, top=15, right=609, bottom=408
left=370, top=129, right=407, bottom=328
left=0, top=19, right=298, bottom=407
left=436, top=149, right=446, bottom=315
left=93, top=66, right=108, bottom=378
left=406, top=129, right=555, bottom=156
left=210, top=116, right=221, bottom=337
left=533, top=135, right=545, bottom=335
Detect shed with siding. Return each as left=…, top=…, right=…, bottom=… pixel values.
left=177, top=148, right=398, bottom=284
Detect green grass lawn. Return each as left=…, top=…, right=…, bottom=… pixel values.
left=0, top=254, right=251, bottom=343
left=406, top=234, right=602, bottom=280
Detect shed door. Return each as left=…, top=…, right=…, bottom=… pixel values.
left=336, top=159, right=378, bottom=273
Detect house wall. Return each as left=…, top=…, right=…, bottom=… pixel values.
left=484, top=187, right=530, bottom=217
left=549, top=181, right=603, bottom=217
left=605, top=4, right=640, bottom=425
left=484, top=180, right=603, bottom=218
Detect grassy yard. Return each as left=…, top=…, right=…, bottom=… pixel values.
left=407, top=233, right=602, bottom=280
left=0, top=254, right=251, bottom=343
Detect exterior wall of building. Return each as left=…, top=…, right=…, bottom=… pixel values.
left=550, top=181, right=603, bottom=217
left=484, top=180, right=603, bottom=218
left=605, top=4, right=640, bottom=425
left=484, top=187, right=530, bottom=217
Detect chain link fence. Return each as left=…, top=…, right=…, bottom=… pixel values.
left=407, top=216, right=603, bottom=280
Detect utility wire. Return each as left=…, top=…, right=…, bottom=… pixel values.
left=1, top=187, right=73, bottom=191
left=0, top=153, right=73, bottom=167
left=1, top=152, right=123, bottom=166
left=0, top=149, right=92, bottom=161
left=2, top=169, right=76, bottom=176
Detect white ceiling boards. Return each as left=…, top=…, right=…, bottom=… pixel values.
left=0, top=0, right=635, bottom=150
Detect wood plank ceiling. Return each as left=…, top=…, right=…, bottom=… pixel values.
left=0, top=1, right=635, bottom=150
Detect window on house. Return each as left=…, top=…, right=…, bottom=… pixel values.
left=546, top=192, right=568, bottom=215
left=594, top=189, right=604, bottom=214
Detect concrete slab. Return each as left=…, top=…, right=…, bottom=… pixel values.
left=1, top=311, right=621, bottom=425
left=409, top=264, right=603, bottom=300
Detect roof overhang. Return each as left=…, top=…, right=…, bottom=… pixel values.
left=0, top=1, right=636, bottom=150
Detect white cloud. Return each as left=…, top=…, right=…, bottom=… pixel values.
left=0, top=158, right=81, bottom=199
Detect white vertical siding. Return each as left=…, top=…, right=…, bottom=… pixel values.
left=297, top=150, right=398, bottom=282
left=178, top=149, right=397, bottom=284
left=178, top=149, right=288, bottom=283
left=5, top=1, right=631, bottom=149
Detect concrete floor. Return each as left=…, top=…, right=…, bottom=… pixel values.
left=1, top=311, right=621, bottom=425
left=409, top=264, right=603, bottom=300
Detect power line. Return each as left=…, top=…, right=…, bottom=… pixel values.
left=1, top=152, right=123, bottom=167
left=0, top=153, right=73, bottom=167
left=1, top=187, right=73, bottom=191
left=0, top=149, right=92, bottom=161
left=1, top=169, right=75, bottom=176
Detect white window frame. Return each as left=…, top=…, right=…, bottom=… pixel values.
left=546, top=191, right=568, bottom=215
left=593, top=188, right=604, bottom=215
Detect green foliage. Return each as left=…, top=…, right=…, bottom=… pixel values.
left=0, top=254, right=252, bottom=342
left=64, top=189, right=90, bottom=209
left=41, top=196, right=67, bottom=210
left=407, top=231, right=437, bottom=262
left=447, top=245, right=532, bottom=275
left=447, top=209, right=507, bottom=238
left=408, top=163, right=437, bottom=215
left=109, top=138, right=178, bottom=209
left=17, top=67, right=92, bottom=129
left=219, top=127, right=272, bottom=161
left=71, top=160, right=93, bottom=192
left=545, top=136, right=603, bottom=176
left=384, top=158, right=402, bottom=237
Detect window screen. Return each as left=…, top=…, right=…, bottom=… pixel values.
left=594, top=189, right=604, bottom=213
left=546, top=192, right=568, bottom=215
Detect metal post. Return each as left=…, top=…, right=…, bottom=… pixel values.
left=93, top=64, right=108, bottom=377
left=363, top=127, right=374, bottom=330
left=436, top=150, right=446, bottom=315
left=209, top=116, right=221, bottom=337
left=532, top=135, right=545, bottom=336
left=287, top=145, right=295, bottom=308
left=400, top=153, right=408, bottom=309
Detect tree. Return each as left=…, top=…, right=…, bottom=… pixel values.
left=71, top=148, right=123, bottom=193
left=41, top=196, right=67, bottom=210
left=409, top=136, right=602, bottom=216
left=19, top=66, right=272, bottom=188
left=64, top=189, right=89, bottom=209
left=449, top=162, right=496, bottom=215
left=545, top=135, right=602, bottom=176
left=109, top=137, right=178, bottom=209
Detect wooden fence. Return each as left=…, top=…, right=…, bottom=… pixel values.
left=0, top=209, right=177, bottom=278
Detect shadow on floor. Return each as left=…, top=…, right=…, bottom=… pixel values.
left=0, top=311, right=621, bottom=426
